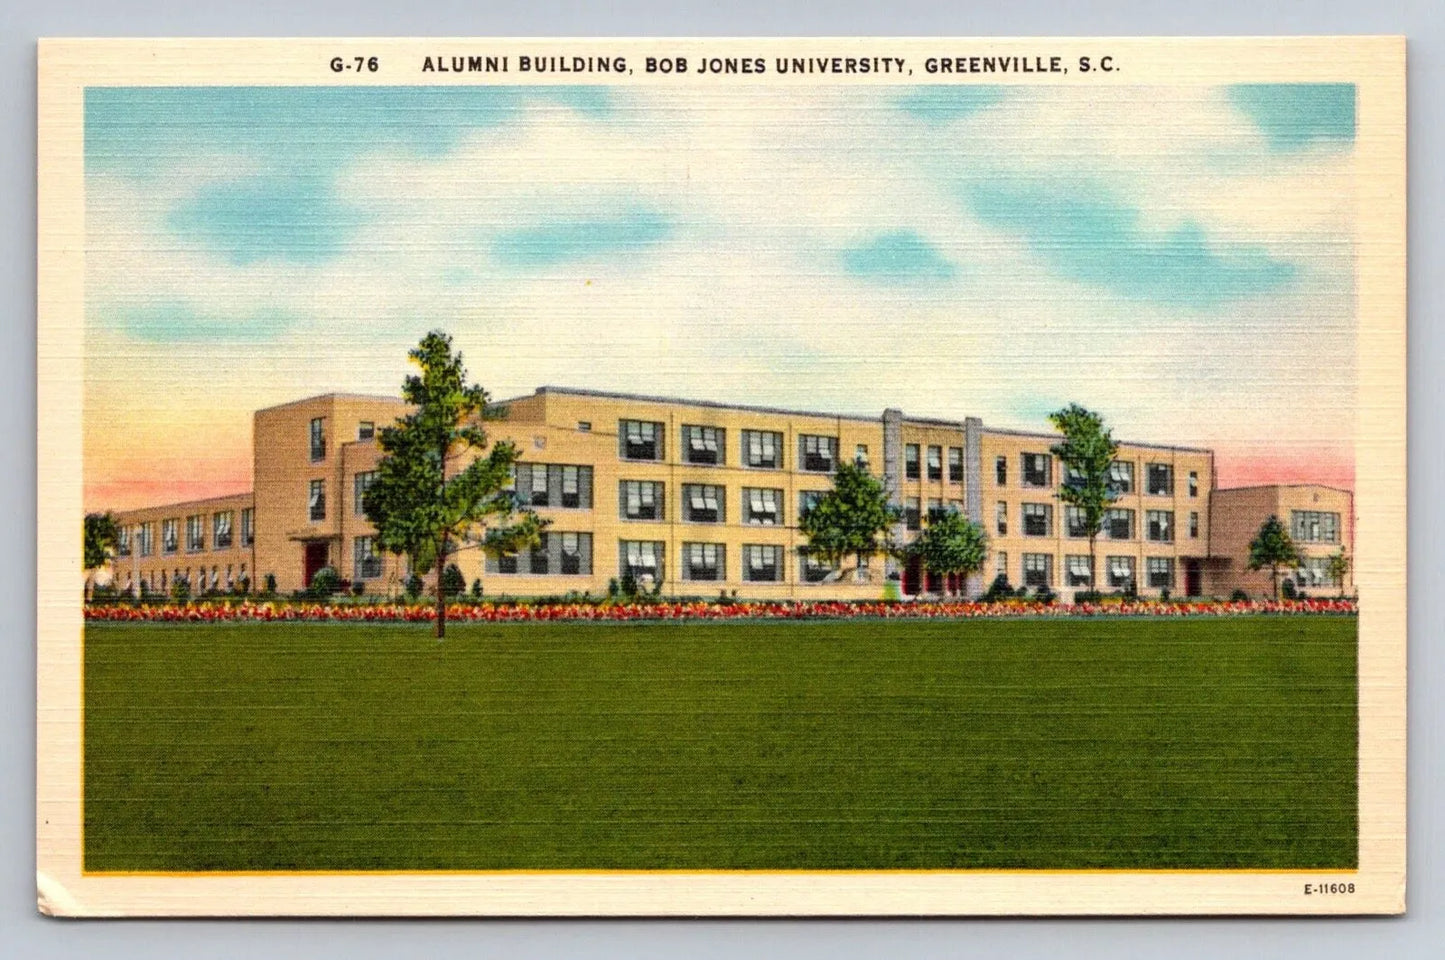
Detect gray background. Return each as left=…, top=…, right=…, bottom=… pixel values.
left=2, top=1, right=1439, bottom=956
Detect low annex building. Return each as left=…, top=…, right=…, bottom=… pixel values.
left=104, top=388, right=1355, bottom=602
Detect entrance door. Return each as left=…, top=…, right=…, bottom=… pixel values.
left=902, top=556, right=922, bottom=596
left=303, top=542, right=329, bottom=587
left=1184, top=560, right=1202, bottom=597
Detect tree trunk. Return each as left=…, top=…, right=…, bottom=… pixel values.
left=1271, top=563, right=1279, bottom=600
left=435, top=533, right=448, bottom=640
left=1088, top=532, right=1098, bottom=599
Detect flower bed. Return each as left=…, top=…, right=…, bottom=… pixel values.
left=84, top=597, right=1358, bottom=623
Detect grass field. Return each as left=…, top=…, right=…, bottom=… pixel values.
left=83, top=616, right=1357, bottom=872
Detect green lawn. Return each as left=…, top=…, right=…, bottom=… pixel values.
left=83, top=616, right=1357, bottom=872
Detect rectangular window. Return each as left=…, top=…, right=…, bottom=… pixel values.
left=743, top=487, right=782, bottom=525
left=742, top=429, right=783, bottom=469
left=185, top=515, right=204, bottom=552
left=926, top=445, right=943, bottom=481
left=162, top=518, right=181, bottom=554
left=353, top=536, right=382, bottom=580
left=1147, top=462, right=1174, bottom=496
left=799, top=434, right=838, bottom=473
left=1147, top=556, right=1174, bottom=590
left=855, top=444, right=869, bottom=469
left=620, top=480, right=664, bottom=521
left=1065, top=506, right=1090, bottom=539
left=529, top=536, right=550, bottom=574
left=1021, top=453, right=1051, bottom=488
left=682, top=484, right=725, bottom=523
left=357, top=421, right=374, bottom=441
left=905, top=497, right=921, bottom=531
left=1066, top=555, right=1093, bottom=587
left=560, top=466, right=582, bottom=508
left=995, top=501, right=1008, bottom=536
left=927, top=498, right=945, bottom=523
left=798, top=489, right=825, bottom=519
left=497, top=552, right=518, bottom=574
left=240, top=508, right=255, bottom=547
left=1107, top=556, right=1136, bottom=590
left=682, top=542, right=725, bottom=582
left=1022, top=502, right=1052, bottom=537
left=559, top=532, right=588, bottom=575
left=138, top=522, right=154, bottom=557
left=577, top=421, right=591, bottom=432
left=528, top=463, right=550, bottom=506
left=619, top=540, right=665, bottom=583
left=1104, top=508, right=1134, bottom=540
left=802, top=554, right=833, bottom=583
left=117, top=525, right=131, bottom=557
left=1189, top=511, right=1200, bottom=539
left=309, top=479, right=326, bottom=521
left=310, top=417, right=326, bottom=462
left=905, top=444, right=920, bottom=479
left=743, top=544, right=783, bottom=583
left=1146, top=510, right=1174, bottom=543
left=1108, top=460, right=1135, bottom=494
left=619, top=419, right=663, bottom=461
left=353, top=471, right=376, bottom=516
left=995, top=551, right=1008, bottom=579
left=1023, top=553, right=1053, bottom=587
left=515, top=463, right=594, bottom=509
left=948, top=446, right=963, bottom=482
left=995, top=455, right=1007, bottom=486
left=1291, top=510, right=1341, bottom=544
left=488, top=532, right=593, bottom=576
left=213, top=511, right=233, bottom=549
left=1188, top=471, right=1199, bottom=498
left=682, top=424, right=723, bottom=465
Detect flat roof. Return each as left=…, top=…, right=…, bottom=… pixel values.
left=253, top=392, right=408, bottom=414
left=517, top=385, right=884, bottom=425
left=1216, top=483, right=1354, bottom=496
left=113, top=490, right=255, bottom=516
left=980, top=425, right=1213, bottom=455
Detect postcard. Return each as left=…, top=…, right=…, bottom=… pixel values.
left=37, top=37, right=1406, bottom=916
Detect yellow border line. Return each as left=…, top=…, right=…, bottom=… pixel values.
left=85, top=868, right=1359, bottom=878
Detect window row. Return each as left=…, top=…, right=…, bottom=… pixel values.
left=990, top=504, right=1199, bottom=542
left=614, top=541, right=835, bottom=584
left=1291, top=510, right=1341, bottom=544
left=123, top=561, right=250, bottom=595
left=308, top=416, right=377, bottom=463
left=117, top=508, right=255, bottom=557
left=993, top=455, right=1199, bottom=497
left=995, top=552, right=1176, bottom=590
left=619, top=420, right=844, bottom=473
left=903, top=444, right=964, bottom=482
left=621, top=482, right=832, bottom=526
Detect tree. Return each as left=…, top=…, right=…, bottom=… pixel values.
left=1048, top=403, right=1120, bottom=594
left=1247, top=515, right=1302, bottom=600
left=83, top=511, right=120, bottom=600
left=797, top=461, right=901, bottom=578
left=363, top=330, right=547, bottom=638
left=907, top=509, right=988, bottom=597
left=1326, top=548, right=1351, bottom=597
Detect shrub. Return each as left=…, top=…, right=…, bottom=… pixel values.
left=236, top=576, right=251, bottom=596
left=263, top=573, right=277, bottom=595
left=1034, top=585, right=1057, bottom=605
left=404, top=573, right=424, bottom=601
left=351, top=581, right=366, bottom=597
left=1281, top=580, right=1298, bottom=600
left=1073, top=590, right=1105, bottom=605
left=1231, top=588, right=1249, bottom=602
left=471, top=578, right=484, bottom=599
left=980, top=574, right=1014, bottom=603
left=169, top=578, right=191, bottom=604
left=1159, top=588, right=1171, bottom=602
left=619, top=570, right=639, bottom=598
left=309, top=566, right=341, bottom=598
left=440, top=563, right=467, bottom=599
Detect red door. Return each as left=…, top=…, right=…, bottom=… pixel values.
left=903, top=556, right=922, bottom=596
left=303, top=542, right=329, bottom=587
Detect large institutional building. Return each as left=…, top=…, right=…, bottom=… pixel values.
left=103, top=387, right=1355, bottom=602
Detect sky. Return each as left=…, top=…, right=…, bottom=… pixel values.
left=83, top=83, right=1357, bottom=511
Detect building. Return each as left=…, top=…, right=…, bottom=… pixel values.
left=1207, top=485, right=1355, bottom=597
left=104, top=387, right=1353, bottom=602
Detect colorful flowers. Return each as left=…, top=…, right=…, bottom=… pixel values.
left=84, top=597, right=1358, bottom=623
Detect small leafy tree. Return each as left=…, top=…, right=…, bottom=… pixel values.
left=1247, top=515, right=1302, bottom=600
left=1048, top=403, right=1120, bottom=591
left=363, top=331, right=547, bottom=638
left=440, top=563, right=467, bottom=600
left=1326, top=549, right=1351, bottom=597
left=83, top=512, right=120, bottom=600
left=309, top=566, right=340, bottom=598
left=169, top=576, right=191, bottom=604
left=908, top=509, right=988, bottom=597
left=797, top=461, right=902, bottom=578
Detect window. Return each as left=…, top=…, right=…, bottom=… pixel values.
left=905, top=444, right=920, bottom=479
left=682, top=542, right=724, bottom=582
left=743, top=544, right=783, bottom=583
left=354, top=471, right=376, bottom=516
left=1104, top=508, right=1134, bottom=540
left=620, top=480, right=664, bottom=521
left=1022, top=502, right=1052, bottom=537
left=855, top=444, right=869, bottom=469
left=559, top=532, right=587, bottom=575
left=576, top=421, right=592, bottom=432
left=515, top=463, right=594, bottom=509
left=137, top=523, right=154, bottom=557
left=353, top=536, right=382, bottom=580
left=948, top=446, right=963, bottom=482
left=927, top=499, right=945, bottom=523
left=497, top=552, right=518, bottom=574
left=489, top=533, right=594, bottom=576
left=742, top=429, right=782, bottom=469
left=802, top=554, right=833, bottom=583
left=117, top=526, right=131, bottom=557
left=744, top=487, right=782, bottom=525
left=1023, top=553, right=1053, bottom=587
left=620, top=541, right=665, bottom=583
left=1294, top=556, right=1335, bottom=590
left=926, top=445, right=943, bottom=481
left=162, top=518, right=179, bottom=554
left=1107, top=556, right=1135, bottom=590
left=1065, top=506, right=1090, bottom=539
left=995, top=501, right=1008, bottom=536
left=619, top=419, right=663, bottom=461
left=683, top=484, right=725, bottom=523
left=1146, top=510, right=1173, bottom=543
left=357, top=421, right=375, bottom=441
left=995, top=456, right=1008, bottom=486
left=529, top=536, right=550, bottom=574
left=309, top=480, right=326, bottom=521
left=1147, top=557, right=1174, bottom=590
left=682, top=425, right=723, bottom=465
left=1066, top=555, right=1093, bottom=587
left=213, top=511, right=233, bottom=549
left=1108, top=460, right=1135, bottom=494
left=1188, top=471, right=1199, bottom=498
left=995, top=551, right=1008, bottom=579
left=240, top=508, right=254, bottom=547
left=905, top=497, right=921, bottom=531
left=799, top=434, right=838, bottom=473
left=1291, top=510, right=1341, bottom=544
left=1021, top=453, right=1051, bottom=488
left=1146, top=463, right=1173, bottom=496
left=185, top=515, right=204, bottom=552
left=310, top=417, right=326, bottom=462
left=1189, top=511, right=1200, bottom=539
left=798, top=490, right=825, bottom=519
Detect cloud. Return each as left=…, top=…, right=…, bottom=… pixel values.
left=896, top=86, right=1008, bottom=124
left=1227, top=84, right=1355, bottom=151
left=840, top=230, right=958, bottom=282
left=964, top=178, right=1297, bottom=307
left=490, top=208, right=672, bottom=266
left=167, top=176, right=361, bottom=265
left=108, top=300, right=298, bottom=343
